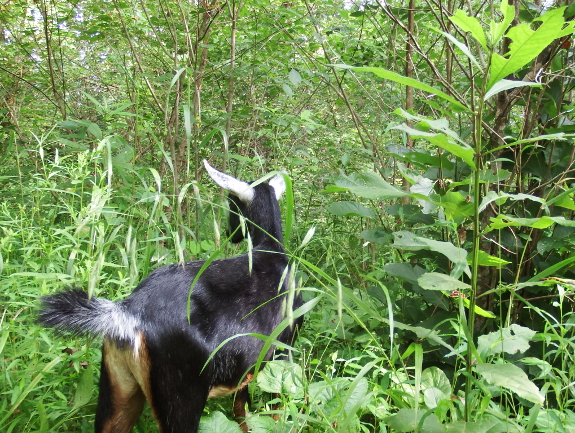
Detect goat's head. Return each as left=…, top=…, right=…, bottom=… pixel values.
left=203, top=160, right=286, bottom=248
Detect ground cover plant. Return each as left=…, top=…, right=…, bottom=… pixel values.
left=1, top=0, right=575, bottom=431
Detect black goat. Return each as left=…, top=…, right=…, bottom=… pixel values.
left=38, top=160, right=303, bottom=433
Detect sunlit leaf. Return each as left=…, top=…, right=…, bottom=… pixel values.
left=484, top=79, right=540, bottom=101
left=418, top=272, right=471, bottom=291
left=332, top=64, right=470, bottom=112
left=475, top=363, right=544, bottom=405
left=478, top=324, right=536, bottom=357
left=199, top=411, right=242, bottom=433
left=449, top=10, right=487, bottom=50
left=326, top=201, right=375, bottom=218
left=488, top=8, right=575, bottom=88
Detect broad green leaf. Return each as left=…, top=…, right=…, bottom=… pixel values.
left=393, top=108, right=465, bottom=142
left=462, top=298, right=496, bottom=318
left=334, top=172, right=409, bottom=199
left=479, top=191, right=547, bottom=213
left=321, top=185, right=349, bottom=193
left=486, top=133, right=569, bottom=155
left=72, top=364, right=94, bottom=410
left=436, top=192, right=475, bottom=219
left=490, top=0, right=515, bottom=45
left=257, top=360, right=304, bottom=398
left=385, top=408, right=445, bottom=433
left=488, top=8, right=575, bottom=88
left=326, top=201, right=375, bottom=218
left=477, top=324, right=536, bottom=358
left=332, top=64, right=470, bottom=112
left=343, top=377, right=369, bottom=413
left=393, top=231, right=470, bottom=278
left=484, top=79, right=541, bottom=101
left=282, top=83, right=293, bottom=96
left=449, top=10, right=487, bottom=50
left=289, top=68, right=302, bottom=87
left=474, top=250, right=511, bottom=267
left=486, top=215, right=575, bottom=232
left=199, top=410, right=243, bottom=433
left=348, top=184, right=408, bottom=200
left=421, top=366, right=452, bottom=396
left=384, top=262, right=426, bottom=285
left=392, top=124, right=475, bottom=169
left=535, top=408, right=575, bottom=432
left=418, top=272, right=471, bottom=291
left=246, top=416, right=276, bottom=432
left=424, top=387, right=449, bottom=409
left=410, top=177, right=436, bottom=214
left=87, top=122, right=102, bottom=140
left=475, top=363, right=544, bottom=405
left=425, top=133, right=475, bottom=169
left=430, top=26, right=481, bottom=69
left=360, top=227, right=392, bottom=245
left=554, top=194, right=575, bottom=210
left=446, top=418, right=518, bottom=433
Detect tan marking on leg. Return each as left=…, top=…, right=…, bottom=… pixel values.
left=208, top=373, right=254, bottom=398
left=99, top=339, right=146, bottom=433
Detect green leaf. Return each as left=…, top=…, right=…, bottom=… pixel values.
left=257, top=360, right=304, bottom=398
left=199, top=411, right=243, bottom=433
left=391, top=111, right=476, bottom=168
left=246, top=416, right=276, bottom=432
left=475, top=363, right=544, bottom=405
left=474, top=250, right=511, bottom=267
left=418, top=272, right=471, bottom=291
left=289, top=69, right=302, bottom=87
left=477, top=324, right=536, bottom=358
left=360, top=227, right=392, bottom=245
left=462, top=298, right=496, bottom=318
left=445, top=418, right=518, bottom=433
left=385, top=408, right=446, bottom=433
left=430, top=26, right=481, bottom=69
left=449, top=10, right=487, bottom=50
left=479, top=191, right=547, bottom=213
left=552, top=194, right=575, bottom=210
left=392, top=231, right=470, bottom=278
left=282, top=83, right=293, bottom=96
left=486, top=215, right=575, bottom=232
left=425, top=133, right=476, bottom=169
left=72, top=364, right=94, bottom=410
left=422, top=366, right=452, bottom=396
left=332, top=64, right=470, bottom=112
left=488, top=8, right=575, bottom=88
left=484, top=79, right=541, bottom=101
left=490, top=0, right=515, bottom=46
left=334, top=172, right=409, bottom=199
left=326, top=201, right=375, bottom=218
left=384, top=262, right=426, bottom=285
left=87, top=122, right=102, bottom=140
left=394, top=125, right=475, bottom=167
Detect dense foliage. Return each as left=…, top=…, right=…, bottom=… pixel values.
left=1, top=0, right=575, bottom=431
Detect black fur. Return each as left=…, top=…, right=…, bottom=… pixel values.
left=38, top=164, right=303, bottom=433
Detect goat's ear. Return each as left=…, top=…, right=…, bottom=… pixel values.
left=269, top=172, right=286, bottom=200
left=203, top=160, right=255, bottom=203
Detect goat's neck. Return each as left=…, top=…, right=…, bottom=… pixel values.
left=252, top=227, right=284, bottom=252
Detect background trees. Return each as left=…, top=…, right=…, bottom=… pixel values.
left=2, top=0, right=575, bottom=431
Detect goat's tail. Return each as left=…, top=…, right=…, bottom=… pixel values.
left=38, top=288, right=139, bottom=345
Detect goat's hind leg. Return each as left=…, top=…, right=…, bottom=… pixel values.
left=95, top=341, right=146, bottom=433
left=233, top=386, right=251, bottom=432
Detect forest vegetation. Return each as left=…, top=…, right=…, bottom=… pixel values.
left=1, top=0, right=575, bottom=431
